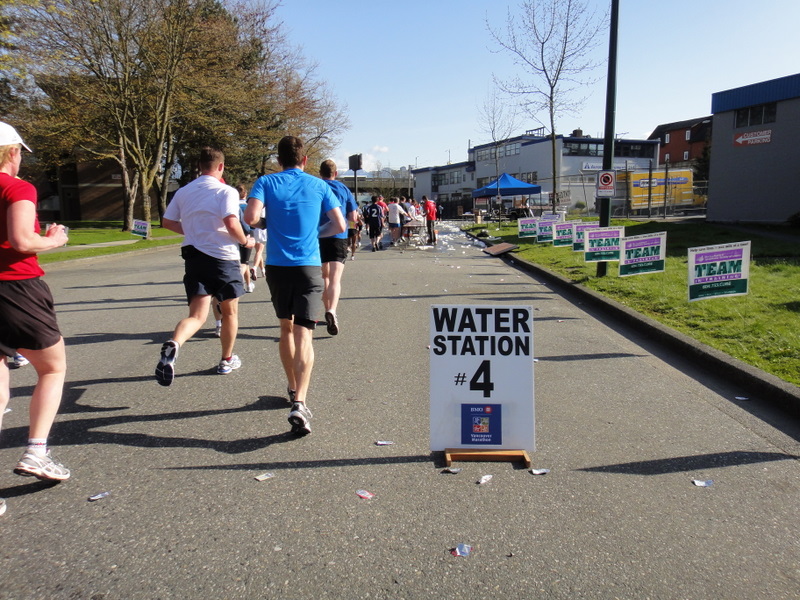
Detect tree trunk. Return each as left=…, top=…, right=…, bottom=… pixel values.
left=158, top=135, right=175, bottom=219
left=139, top=170, right=152, bottom=236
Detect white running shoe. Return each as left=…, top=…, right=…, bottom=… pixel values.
left=14, top=450, right=71, bottom=481
left=288, top=402, right=313, bottom=435
left=217, top=355, right=242, bottom=374
left=155, top=340, right=179, bottom=386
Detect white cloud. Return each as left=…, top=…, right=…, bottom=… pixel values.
left=371, top=145, right=389, bottom=154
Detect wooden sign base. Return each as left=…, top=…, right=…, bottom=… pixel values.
left=444, top=448, right=532, bottom=468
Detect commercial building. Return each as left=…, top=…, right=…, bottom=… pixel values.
left=708, top=72, right=800, bottom=224
left=412, top=129, right=658, bottom=218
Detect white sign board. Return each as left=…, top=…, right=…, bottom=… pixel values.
left=688, top=241, right=751, bottom=301
left=596, top=170, right=616, bottom=197
left=132, top=220, right=150, bottom=238
left=430, top=305, right=535, bottom=453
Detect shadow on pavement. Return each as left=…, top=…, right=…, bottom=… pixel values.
left=579, top=450, right=798, bottom=475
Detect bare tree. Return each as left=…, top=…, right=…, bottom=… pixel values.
left=477, top=88, right=520, bottom=213
left=488, top=0, right=605, bottom=212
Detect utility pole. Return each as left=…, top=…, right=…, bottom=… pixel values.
left=596, top=0, right=619, bottom=277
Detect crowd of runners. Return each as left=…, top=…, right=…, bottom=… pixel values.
left=0, top=124, right=443, bottom=516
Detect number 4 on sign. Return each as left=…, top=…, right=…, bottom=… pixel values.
left=469, top=360, right=494, bottom=398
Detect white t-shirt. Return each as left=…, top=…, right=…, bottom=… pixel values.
left=164, top=175, right=240, bottom=261
left=387, top=202, right=408, bottom=225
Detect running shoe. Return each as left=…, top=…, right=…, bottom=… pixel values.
left=155, top=340, right=179, bottom=386
left=217, top=355, right=242, bottom=374
left=288, top=402, right=313, bottom=436
left=214, top=323, right=222, bottom=337
left=9, top=354, right=29, bottom=369
left=324, top=311, right=339, bottom=336
left=250, top=267, right=257, bottom=281
left=14, top=450, right=71, bottom=481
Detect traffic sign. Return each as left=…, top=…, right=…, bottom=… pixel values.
left=596, top=170, right=616, bottom=197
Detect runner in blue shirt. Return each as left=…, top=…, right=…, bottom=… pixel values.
left=318, top=159, right=358, bottom=336
left=245, top=136, right=345, bottom=435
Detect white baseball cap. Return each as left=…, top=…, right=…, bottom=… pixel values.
left=0, top=122, right=32, bottom=152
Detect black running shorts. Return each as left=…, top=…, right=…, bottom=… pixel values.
left=0, top=278, right=62, bottom=356
left=320, top=237, right=348, bottom=264
left=181, top=245, right=245, bottom=303
left=368, top=219, right=382, bottom=239
left=265, top=265, right=322, bottom=329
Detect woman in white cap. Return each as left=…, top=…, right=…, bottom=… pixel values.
left=0, top=122, right=71, bottom=517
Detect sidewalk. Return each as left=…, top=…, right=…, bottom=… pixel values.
left=2, top=224, right=798, bottom=599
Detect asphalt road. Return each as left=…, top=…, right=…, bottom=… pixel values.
left=1, top=224, right=799, bottom=600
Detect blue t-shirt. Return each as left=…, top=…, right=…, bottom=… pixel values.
left=321, top=179, right=358, bottom=240
left=248, top=168, right=340, bottom=267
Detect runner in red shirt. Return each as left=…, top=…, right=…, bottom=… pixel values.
left=0, top=122, right=71, bottom=494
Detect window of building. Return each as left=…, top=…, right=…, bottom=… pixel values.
left=685, top=129, right=691, bottom=141
left=614, top=143, right=655, bottom=159
left=665, top=153, right=670, bottom=163
left=665, top=133, right=670, bottom=144
left=683, top=151, right=689, bottom=161
left=476, top=147, right=498, bottom=162
left=735, top=102, right=777, bottom=128
left=519, top=172, right=538, bottom=184
left=562, top=141, right=603, bottom=156
left=432, top=173, right=447, bottom=186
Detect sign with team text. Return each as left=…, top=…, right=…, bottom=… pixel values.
left=619, top=232, right=667, bottom=276
left=584, top=227, right=625, bottom=262
left=573, top=222, right=600, bottom=252
left=688, top=241, right=750, bottom=301
left=132, top=220, right=150, bottom=237
left=430, top=305, right=535, bottom=452
left=518, top=217, right=538, bottom=238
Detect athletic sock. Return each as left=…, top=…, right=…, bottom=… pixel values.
left=27, top=438, right=48, bottom=456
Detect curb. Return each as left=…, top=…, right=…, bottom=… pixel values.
left=470, top=234, right=800, bottom=416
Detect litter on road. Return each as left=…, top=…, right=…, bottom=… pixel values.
left=692, top=479, right=713, bottom=487
left=254, top=472, right=275, bottom=481
left=88, top=492, right=110, bottom=502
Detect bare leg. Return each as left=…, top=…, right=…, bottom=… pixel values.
left=321, top=262, right=332, bottom=312
left=16, top=338, right=67, bottom=440
left=278, top=318, right=314, bottom=404
left=0, top=356, right=9, bottom=431
left=322, top=261, right=344, bottom=314
left=218, top=297, right=239, bottom=358
left=172, top=295, right=212, bottom=346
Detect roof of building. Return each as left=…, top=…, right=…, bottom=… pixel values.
left=411, top=160, right=472, bottom=174
left=647, top=117, right=712, bottom=141
left=711, top=72, right=800, bottom=114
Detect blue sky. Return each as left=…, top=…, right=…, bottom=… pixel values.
left=274, top=0, right=800, bottom=172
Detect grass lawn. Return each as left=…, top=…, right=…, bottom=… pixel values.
left=465, top=219, right=800, bottom=386
left=39, top=222, right=181, bottom=264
